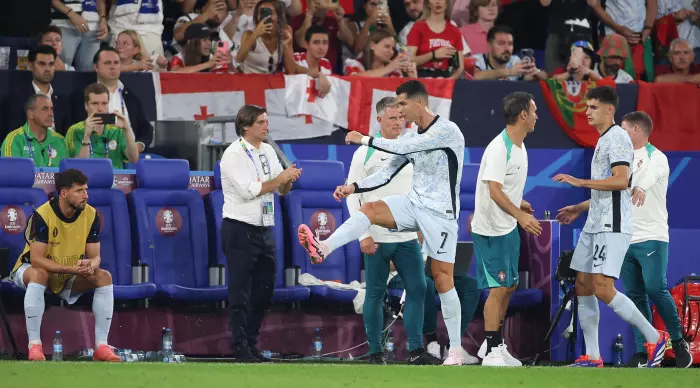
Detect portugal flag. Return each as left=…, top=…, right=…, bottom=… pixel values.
left=540, top=78, right=617, bottom=148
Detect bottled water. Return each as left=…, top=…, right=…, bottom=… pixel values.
left=262, top=350, right=279, bottom=359
left=312, top=328, right=323, bottom=360
left=161, top=328, right=173, bottom=357
left=385, top=330, right=395, bottom=362
left=52, top=331, right=63, bottom=361
left=613, top=334, right=624, bottom=366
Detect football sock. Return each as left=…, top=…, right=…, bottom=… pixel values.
left=322, top=211, right=371, bottom=255
left=93, top=285, right=114, bottom=347
left=578, top=295, right=601, bottom=360
left=484, top=331, right=502, bottom=356
left=438, top=288, right=462, bottom=350
left=608, top=292, right=660, bottom=343
left=25, top=283, right=46, bottom=346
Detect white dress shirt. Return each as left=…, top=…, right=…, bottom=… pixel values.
left=220, top=137, right=284, bottom=226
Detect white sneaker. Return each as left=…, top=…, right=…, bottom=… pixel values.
left=461, top=348, right=479, bottom=365
left=426, top=341, right=441, bottom=359
left=498, top=343, right=522, bottom=366
left=443, top=348, right=465, bottom=365
left=477, top=339, right=487, bottom=359
left=481, top=345, right=512, bottom=367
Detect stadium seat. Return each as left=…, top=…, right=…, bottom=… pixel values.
left=206, top=162, right=309, bottom=303
left=124, top=153, right=166, bottom=169
left=129, top=159, right=227, bottom=302
left=285, top=160, right=362, bottom=303
left=0, top=158, right=47, bottom=295
left=59, top=159, right=156, bottom=300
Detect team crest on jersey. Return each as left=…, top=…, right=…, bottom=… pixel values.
left=498, top=271, right=506, bottom=282
left=108, top=140, right=118, bottom=150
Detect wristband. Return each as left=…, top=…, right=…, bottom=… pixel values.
left=360, top=136, right=370, bottom=146
left=82, top=142, right=90, bottom=146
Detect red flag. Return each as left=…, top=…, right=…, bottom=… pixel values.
left=637, top=82, right=700, bottom=151
left=540, top=78, right=617, bottom=148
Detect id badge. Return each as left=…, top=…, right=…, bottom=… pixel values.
left=261, top=194, right=274, bottom=226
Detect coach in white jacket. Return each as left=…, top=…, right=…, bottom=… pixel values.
left=346, top=97, right=438, bottom=365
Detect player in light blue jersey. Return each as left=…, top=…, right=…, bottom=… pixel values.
left=555, top=86, right=669, bottom=368
left=297, top=80, right=467, bottom=365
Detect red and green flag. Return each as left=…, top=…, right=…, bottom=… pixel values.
left=539, top=78, right=616, bottom=148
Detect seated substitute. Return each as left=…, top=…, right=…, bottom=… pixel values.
left=10, top=169, right=121, bottom=362
left=65, top=83, right=139, bottom=169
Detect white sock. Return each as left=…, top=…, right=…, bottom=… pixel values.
left=322, top=211, right=371, bottom=256
left=578, top=295, right=600, bottom=360
left=25, top=283, right=45, bottom=346
left=608, top=292, right=660, bottom=344
left=439, top=288, right=462, bottom=349
left=93, top=285, right=114, bottom=347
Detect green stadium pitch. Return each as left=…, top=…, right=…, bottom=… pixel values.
left=0, top=362, right=697, bottom=388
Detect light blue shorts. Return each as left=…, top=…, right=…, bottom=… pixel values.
left=381, top=195, right=458, bottom=264
left=571, top=231, right=631, bottom=279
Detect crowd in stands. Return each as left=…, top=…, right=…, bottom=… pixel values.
left=0, top=0, right=699, bottom=165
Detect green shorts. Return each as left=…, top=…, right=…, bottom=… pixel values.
left=473, top=228, right=521, bottom=289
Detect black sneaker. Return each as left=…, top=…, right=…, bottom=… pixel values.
left=231, top=345, right=262, bottom=363
left=407, top=348, right=442, bottom=365
left=672, top=339, right=693, bottom=368
left=249, top=346, right=272, bottom=363
left=628, top=352, right=648, bottom=368
left=368, top=352, right=386, bottom=365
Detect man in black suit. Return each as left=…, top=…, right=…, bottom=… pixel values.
left=71, top=47, right=153, bottom=153
left=1, top=45, right=70, bottom=139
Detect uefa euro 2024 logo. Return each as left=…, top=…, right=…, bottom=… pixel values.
left=163, top=210, right=174, bottom=225
left=7, top=208, right=17, bottom=223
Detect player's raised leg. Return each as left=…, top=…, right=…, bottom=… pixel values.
left=71, top=268, right=122, bottom=362
left=298, top=199, right=397, bottom=264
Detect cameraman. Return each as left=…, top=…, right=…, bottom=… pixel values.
left=65, top=83, right=139, bottom=169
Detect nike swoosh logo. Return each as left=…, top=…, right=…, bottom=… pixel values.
left=409, top=356, right=420, bottom=362
left=381, top=157, right=389, bottom=161
left=593, top=263, right=603, bottom=268
left=27, top=316, right=36, bottom=319
left=637, top=362, right=646, bottom=368
left=647, top=251, right=656, bottom=256
left=437, top=250, right=446, bottom=254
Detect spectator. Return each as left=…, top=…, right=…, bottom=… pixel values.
left=116, top=30, right=168, bottom=72
left=170, top=24, right=228, bottom=72
left=65, top=84, right=139, bottom=168
left=657, top=2, right=700, bottom=49
left=551, top=40, right=602, bottom=82
left=38, top=26, right=75, bottom=71
left=540, top=0, right=595, bottom=74
left=472, top=25, right=547, bottom=81
left=50, top=0, right=109, bottom=72
left=407, top=0, right=465, bottom=79
left=460, top=0, right=498, bottom=56
left=348, top=0, right=397, bottom=58
left=108, top=0, right=166, bottom=57
left=592, top=0, right=657, bottom=79
left=237, top=0, right=292, bottom=74
left=595, top=33, right=634, bottom=83
left=0, top=45, right=70, bottom=138
left=72, top=47, right=153, bottom=153
left=344, top=28, right=418, bottom=77
left=1, top=95, right=68, bottom=168
left=292, top=25, right=332, bottom=97
left=229, top=0, right=260, bottom=58
left=292, top=0, right=354, bottom=73
left=398, top=0, right=424, bottom=47
left=174, top=0, right=234, bottom=47
left=655, top=38, right=700, bottom=83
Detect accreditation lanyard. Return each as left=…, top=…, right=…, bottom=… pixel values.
left=240, top=138, right=274, bottom=226
left=25, top=133, right=53, bottom=167
left=88, top=136, right=110, bottom=159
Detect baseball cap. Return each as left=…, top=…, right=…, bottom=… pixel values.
left=598, top=34, right=629, bottom=59
left=571, top=40, right=596, bottom=58
left=184, top=23, right=212, bottom=42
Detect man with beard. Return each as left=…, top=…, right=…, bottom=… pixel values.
left=397, top=0, right=424, bottom=47
left=593, top=34, right=634, bottom=84
left=472, top=25, right=547, bottom=81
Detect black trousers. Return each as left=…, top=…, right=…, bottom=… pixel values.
left=221, top=218, right=277, bottom=350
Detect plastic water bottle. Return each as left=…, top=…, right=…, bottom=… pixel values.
left=385, top=330, right=395, bottom=361
left=76, top=348, right=94, bottom=358
left=262, top=350, right=279, bottom=359
left=161, top=328, right=173, bottom=357
left=613, top=334, right=624, bottom=366
left=312, top=328, right=323, bottom=360
left=52, top=331, right=63, bottom=361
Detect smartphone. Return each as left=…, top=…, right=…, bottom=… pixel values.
left=217, top=40, right=230, bottom=54
left=520, top=48, right=535, bottom=65
left=259, top=7, right=273, bottom=24
left=95, top=113, right=116, bottom=125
